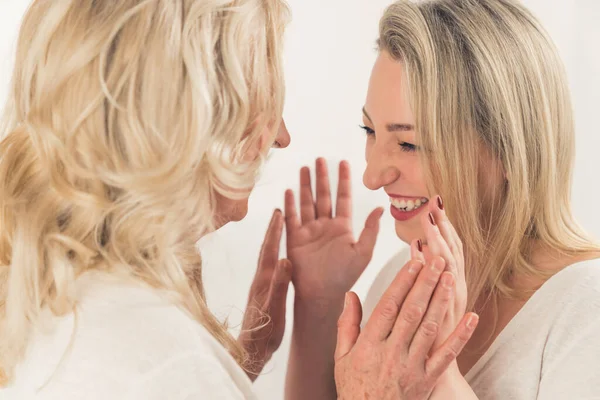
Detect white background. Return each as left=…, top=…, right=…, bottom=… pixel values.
left=1, top=1, right=599, bottom=398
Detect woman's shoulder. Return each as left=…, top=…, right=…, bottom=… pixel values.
left=73, top=274, right=237, bottom=366
left=9, top=274, right=254, bottom=398
left=538, top=257, right=600, bottom=318
left=539, top=257, right=600, bottom=304
left=74, top=277, right=256, bottom=398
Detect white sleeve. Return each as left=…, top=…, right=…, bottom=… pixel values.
left=126, top=352, right=251, bottom=400
left=537, top=294, right=600, bottom=399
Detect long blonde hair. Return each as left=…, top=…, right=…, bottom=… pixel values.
left=0, top=0, right=289, bottom=382
left=378, top=0, right=600, bottom=310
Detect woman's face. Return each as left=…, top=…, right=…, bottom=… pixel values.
left=214, top=119, right=291, bottom=228
left=362, top=51, right=430, bottom=245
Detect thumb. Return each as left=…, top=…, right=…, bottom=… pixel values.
left=355, top=207, right=384, bottom=259
left=335, top=292, right=363, bottom=361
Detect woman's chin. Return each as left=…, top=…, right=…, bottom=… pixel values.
left=394, top=221, right=423, bottom=246
left=214, top=199, right=249, bottom=230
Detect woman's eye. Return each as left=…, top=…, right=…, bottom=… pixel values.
left=359, top=125, right=375, bottom=136
left=399, top=142, right=418, bottom=152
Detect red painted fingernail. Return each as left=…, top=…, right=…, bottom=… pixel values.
left=417, top=239, right=423, bottom=252
left=437, top=196, right=444, bottom=210
left=428, top=213, right=436, bottom=226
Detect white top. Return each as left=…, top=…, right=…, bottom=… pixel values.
left=1, top=272, right=257, bottom=400
left=363, top=248, right=600, bottom=400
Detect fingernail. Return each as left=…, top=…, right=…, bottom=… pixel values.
left=431, top=258, right=445, bottom=272
left=408, top=260, right=424, bottom=274
left=442, top=273, right=454, bottom=288
left=275, top=208, right=282, bottom=214
left=343, top=292, right=349, bottom=311
left=417, top=239, right=423, bottom=252
left=428, top=213, right=436, bottom=226
left=467, top=314, right=479, bottom=330
left=437, top=196, right=444, bottom=210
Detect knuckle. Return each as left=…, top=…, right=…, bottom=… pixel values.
left=397, top=369, right=420, bottom=389
left=447, top=241, right=458, bottom=255
left=401, top=303, right=424, bottom=324
left=419, top=320, right=440, bottom=338
left=447, top=258, right=458, bottom=273
left=440, top=287, right=453, bottom=302
left=424, top=273, right=440, bottom=288
left=456, top=237, right=464, bottom=251
left=443, top=346, right=459, bottom=362
left=379, top=298, right=400, bottom=321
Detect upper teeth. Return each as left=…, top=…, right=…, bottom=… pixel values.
left=390, top=197, right=429, bottom=212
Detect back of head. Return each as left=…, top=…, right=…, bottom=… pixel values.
left=378, top=0, right=599, bottom=307
left=0, top=0, right=289, bottom=382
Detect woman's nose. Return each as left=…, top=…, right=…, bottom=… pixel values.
left=363, top=148, right=401, bottom=190
left=272, top=119, right=290, bottom=149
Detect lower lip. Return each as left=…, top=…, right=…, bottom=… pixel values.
left=390, top=204, right=427, bottom=221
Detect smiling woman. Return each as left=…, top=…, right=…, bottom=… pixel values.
left=282, top=0, right=600, bottom=399
left=360, top=0, right=600, bottom=398
left=360, top=57, right=430, bottom=233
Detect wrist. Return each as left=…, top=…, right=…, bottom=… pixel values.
left=294, top=291, right=345, bottom=320
left=437, top=361, right=462, bottom=384
left=292, top=295, right=345, bottom=345
left=430, top=362, right=474, bottom=399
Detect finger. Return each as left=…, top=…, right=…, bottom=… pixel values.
left=410, top=238, right=426, bottom=264
left=425, top=313, right=479, bottom=379
left=315, top=158, right=333, bottom=219
left=335, top=161, right=352, bottom=218
left=257, top=209, right=284, bottom=274
left=429, top=196, right=460, bottom=271
left=363, top=260, right=424, bottom=342
left=300, top=167, right=316, bottom=223
left=422, top=209, right=456, bottom=276
left=284, top=189, right=301, bottom=235
left=355, top=207, right=384, bottom=260
left=268, top=259, right=293, bottom=307
left=408, top=272, right=454, bottom=360
left=266, top=259, right=292, bottom=342
left=442, top=209, right=465, bottom=280
left=387, top=257, right=446, bottom=350
left=335, top=292, right=363, bottom=361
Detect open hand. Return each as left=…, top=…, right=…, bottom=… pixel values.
left=409, top=196, right=468, bottom=352
left=238, top=209, right=292, bottom=381
left=334, top=257, right=478, bottom=399
left=285, top=158, right=383, bottom=303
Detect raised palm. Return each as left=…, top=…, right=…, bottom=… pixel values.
left=284, top=158, right=383, bottom=300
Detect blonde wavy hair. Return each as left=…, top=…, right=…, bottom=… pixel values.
left=378, top=0, right=600, bottom=311
left=0, top=0, right=289, bottom=383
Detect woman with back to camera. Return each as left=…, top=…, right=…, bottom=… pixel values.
left=284, top=0, right=600, bottom=398
left=0, top=0, right=476, bottom=398
left=0, top=0, right=297, bottom=398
